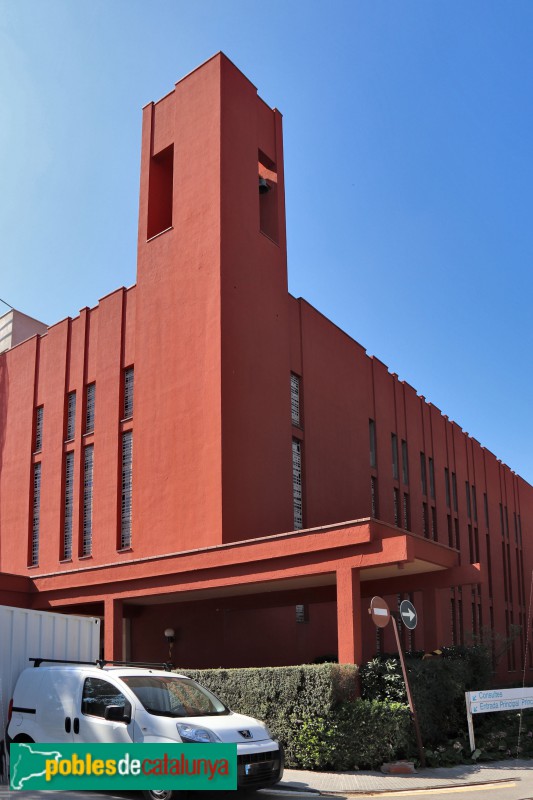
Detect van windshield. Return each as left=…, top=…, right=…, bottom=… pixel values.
left=120, top=676, right=229, bottom=717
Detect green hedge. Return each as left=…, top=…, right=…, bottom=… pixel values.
left=359, top=645, right=493, bottom=743
left=176, top=663, right=411, bottom=769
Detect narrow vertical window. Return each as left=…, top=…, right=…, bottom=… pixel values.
left=402, top=493, right=410, bottom=530
left=290, top=374, right=300, bottom=427
left=66, top=391, right=76, bottom=441
left=484, top=492, right=489, bottom=529
left=124, top=367, right=134, bottom=419
left=428, top=457, right=435, bottom=500
left=121, top=431, right=133, bottom=549
left=472, top=486, right=477, bottom=521
left=422, top=502, right=428, bottom=537
left=420, top=453, right=427, bottom=495
left=371, top=476, right=378, bottom=518
left=393, top=488, right=400, bottom=526
left=444, top=468, right=450, bottom=508
left=85, top=383, right=96, bottom=434
left=63, top=451, right=74, bottom=560
left=451, top=472, right=458, bottom=512
left=391, top=434, right=398, bottom=480
left=465, top=482, right=471, bottom=518
left=447, top=514, right=453, bottom=548
left=431, top=506, right=437, bottom=541
left=82, top=445, right=94, bottom=556
left=30, top=462, right=41, bottom=566
left=401, top=440, right=409, bottom=484
left=369, top=420, right=376, bottom=469
left=34, top=406, right=43, bottom=453
left=292, top=438, right=303, bottom=530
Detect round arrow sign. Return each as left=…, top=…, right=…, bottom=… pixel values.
left=399, top=599, right=417, bottom=630
left=369, top=596, right=391, bottom=628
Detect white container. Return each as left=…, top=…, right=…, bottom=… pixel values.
left=0, top=604, right=100, bottom=781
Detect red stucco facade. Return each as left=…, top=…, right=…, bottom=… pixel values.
left=0, top=54, right=531, bottom=680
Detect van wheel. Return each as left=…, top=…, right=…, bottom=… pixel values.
left=143, top=792, right=182, bottom=800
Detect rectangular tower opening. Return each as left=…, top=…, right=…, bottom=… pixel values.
left=147, top=144, right=174, bottom=240
left=258, top=149, right=278, bottom=243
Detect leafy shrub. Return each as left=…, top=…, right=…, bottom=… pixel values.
left=360, top=645, right=493, bottom=744
left=290, top=700, right=411, bottom=770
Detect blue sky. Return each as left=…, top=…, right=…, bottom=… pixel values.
left=1, top=1, right=532, bottom=484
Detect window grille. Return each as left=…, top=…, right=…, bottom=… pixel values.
left=402, top=493, right=410, bottom=530
left=121, top=431, right=133, bottom=548
left=35, top=406, right=43, bottom=452
left=86, top=383, right=95, bottom=434
left=428, top=457, right=435, bottom=499
left=66, top=392, right=76, bottom=440
left=420, top=453, right=427, bottom=495
left=393, top=488, right=400, bottom=526
left=31, top=462, right=41, bottom=566
left=292, top=438, right=303, bottom=530
left=369, top=420, right=376, bottom=468
left=290, top=374, right=300, bottom=427
left=124, top=367, right=134, bottom=419
left=431, top=505, right=437, bottom=541
left=82, top=446, right=94, bottom=556
left=371, top=476, right=378, bottom=517
left=465, top=482, right=471, bottom=518
left=391, top=434, right=398, bottom=480
left=63, top=451, right=74, bottom=559
left=401, top=440, right=409, bottom=484
left=422, top=502, right=428, bottom=538
left=451, top=472, right=458, bottom=512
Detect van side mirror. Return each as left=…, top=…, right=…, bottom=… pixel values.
left=104, top=701, right=131, bottom=724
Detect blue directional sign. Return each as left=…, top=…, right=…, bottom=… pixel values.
left=399, top=600, right=417, bottom=630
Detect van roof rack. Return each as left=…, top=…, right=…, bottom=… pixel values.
left=29, top=658, right=174, bottom=671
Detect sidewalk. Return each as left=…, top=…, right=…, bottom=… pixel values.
left=279, top=759, right=532, bottom=795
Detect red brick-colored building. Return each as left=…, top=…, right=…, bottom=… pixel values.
left=1, top=54, right=531, bottom=679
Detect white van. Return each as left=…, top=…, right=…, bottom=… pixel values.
left=7, top=661, right=283, bottom=799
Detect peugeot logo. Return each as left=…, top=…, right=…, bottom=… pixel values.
left=238, top=729, right=253, bottom=739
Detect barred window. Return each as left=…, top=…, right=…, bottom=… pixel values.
left=401, top=440, right=409, bottom=484
left=86, top=383, right=96, bottom=434
left=393, top=488, right=400, bottom=527
left=66, top=392, right=76, bottom=440
left=369, top=420, right=376, bottom=469
left=120, top=431, right=133, bottom=548
left=391, top=434, right=398, bottom=480
left=290, top=374, right=300, bottom=427
left=124, top=367, right=134, bottom=419
left=292, top=438, right=303, bottom=530
left=402, top=493, right=410, bottom=530
left=63, top=452, right=74, bottom=559
left=420, top=453, right=427, bottom=495
left=82, top=446, right=94, bottom=556
left=35, top=406, right=43, bottom=452
left=422, top=502, right=428, bottom=538
left=429, top=457, right=435, bottom=500
left=371, top=476, right=378, bottom=518
left=451, top=472, right=458, bottom=512
left=431, top=505, right=437, bottom=541
left=30, top=462, right=41, bottom=566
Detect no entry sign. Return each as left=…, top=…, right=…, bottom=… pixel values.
left=369, top=596, right=390, bottom=628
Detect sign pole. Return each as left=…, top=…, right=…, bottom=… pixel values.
left=465, top=692, right=475, bottom=753
left=390, top=615, right=425, bottom=768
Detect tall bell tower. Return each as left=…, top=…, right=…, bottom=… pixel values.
left=133, top=54, right=294, bottom=554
